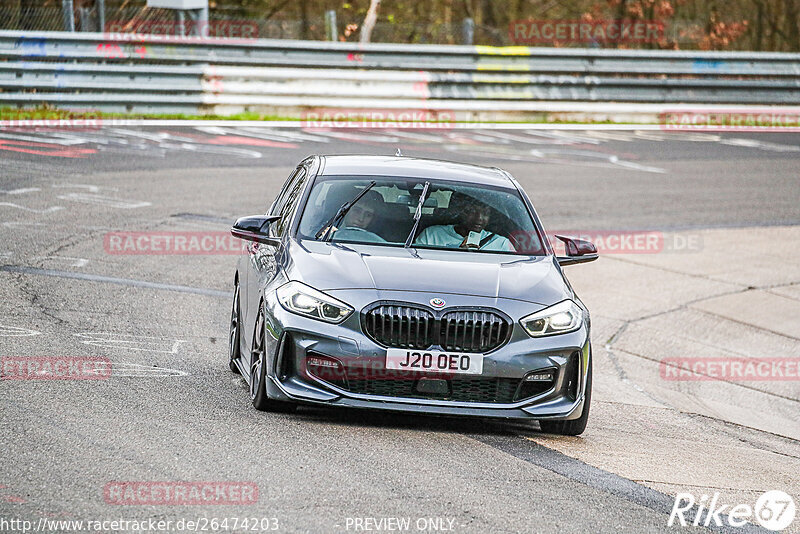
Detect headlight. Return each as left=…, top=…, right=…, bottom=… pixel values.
left=276, top=281, right=353, bottom=323
left=520, top=300, right=583, bottom=337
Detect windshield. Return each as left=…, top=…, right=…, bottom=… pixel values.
left=297, top=175, right=546, bottom=255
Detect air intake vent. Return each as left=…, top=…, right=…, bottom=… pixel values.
left=363, top=305, right=435, bottom=350
left=440, top=310, right=510, bottom=353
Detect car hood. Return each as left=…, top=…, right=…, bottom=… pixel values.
left=286, top=240, right=570, bottom=306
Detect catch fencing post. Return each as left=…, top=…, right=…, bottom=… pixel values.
left=325, top=10, right=338, bottom=41
left=61, top=0, right=75, bottom=32
left=97, top=0, right=105, bottom=32
left=462, top=18, right=474, bottom=45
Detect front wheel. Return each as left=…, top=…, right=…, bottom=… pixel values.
left=540, top=349, right=592, bottom=436
left=250, top=302, right=296, bottom=413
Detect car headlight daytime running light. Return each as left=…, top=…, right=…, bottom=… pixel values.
left=520, top=300, right=583, bottom=337
left=276, top=281, right=353, bottom=323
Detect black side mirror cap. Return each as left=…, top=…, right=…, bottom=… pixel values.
left=554, top=234, right=598, bottom=266
left=231, top=215, right=281, bottom=247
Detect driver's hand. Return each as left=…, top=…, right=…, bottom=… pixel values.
left=459, top=236, right=478, bottom=249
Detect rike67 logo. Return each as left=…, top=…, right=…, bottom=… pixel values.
left=669, top=490, right=796, bottom=531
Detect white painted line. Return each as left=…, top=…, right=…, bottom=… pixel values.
left=109, top=362, right=189, bottom=377
left=0, top=188, right=41, bottom=195
left=56, top=193, right=151, bottom=209
left=52, top=184, right=105, bottom=193
left=526, top=147, right=667, bottom=174
left=0, top=265, right=228, bottom=298
left=2, top=222, right=46, bottom=228
left=379, top=129, right=447, bottom=142
left=0, top=131, right=90, bottom=145
left=612, top=160, right=668, bottom=174
left=312, top=130, right=402, bottom=143
left=718, top=138, right=800, bottom=152
left=480, top=130, right=592, bottom=146
left=74, top=333, right=186, bottom=354
left=196, top=125, right=331, bottom=143
left=0, top=203, right=64, bottom=213
left=0, top=325, right=42, bottom=337
left=34, top=256, right=90, bottom=268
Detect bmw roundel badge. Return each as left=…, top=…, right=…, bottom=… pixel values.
left=430, top=298, right=446, bottom=308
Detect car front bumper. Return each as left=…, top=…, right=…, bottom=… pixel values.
left=261, top=289, right=591, bottom=421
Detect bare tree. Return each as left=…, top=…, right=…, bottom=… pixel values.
left=785, top=0, right=800, bottom=50
left=360, top=0, right=381, bottom=43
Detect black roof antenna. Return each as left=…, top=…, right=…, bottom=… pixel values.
left=395, top=148, right=403, bottom=157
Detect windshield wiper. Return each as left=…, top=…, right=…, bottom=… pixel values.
left=404, top=181, right=430, bottom=248
left=317, top=181, right=377, bottom=242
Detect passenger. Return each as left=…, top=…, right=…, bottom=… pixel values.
left=331, top=190, right=387, bottom=243
left=416, top=198, right=513, bottom=251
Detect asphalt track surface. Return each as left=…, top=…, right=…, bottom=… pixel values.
left=0, top=126, right=798, bottom=534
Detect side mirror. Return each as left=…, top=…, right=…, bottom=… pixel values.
left=231, top=215, right=281, bottom=247
left=554, top=234, right=598, bottom=266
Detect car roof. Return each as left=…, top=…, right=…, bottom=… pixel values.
left=317, top=155, right=515, bottom=188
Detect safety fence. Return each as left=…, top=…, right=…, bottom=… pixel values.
left=1, top=30, right=799, bottom=118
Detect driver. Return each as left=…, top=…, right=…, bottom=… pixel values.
left=330, top=190, right=386, bottom=243
left=416, top=197, right=513, bottom=251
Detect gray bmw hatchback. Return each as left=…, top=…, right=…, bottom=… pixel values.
left=229, top=155, right=598, bottom=435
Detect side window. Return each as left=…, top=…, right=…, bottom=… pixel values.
left=269, top=167, right=303, bottom=217
left=274, top=168, right=308, bottom=236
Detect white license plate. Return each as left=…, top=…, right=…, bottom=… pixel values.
left=385, top=348, right=484, bottom=375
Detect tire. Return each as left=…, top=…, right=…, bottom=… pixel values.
left=228, top=282, right=242, bottom=374
left=250, top=302, right=297, bottom=413
left=540, top=348, right=592, bottom=436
